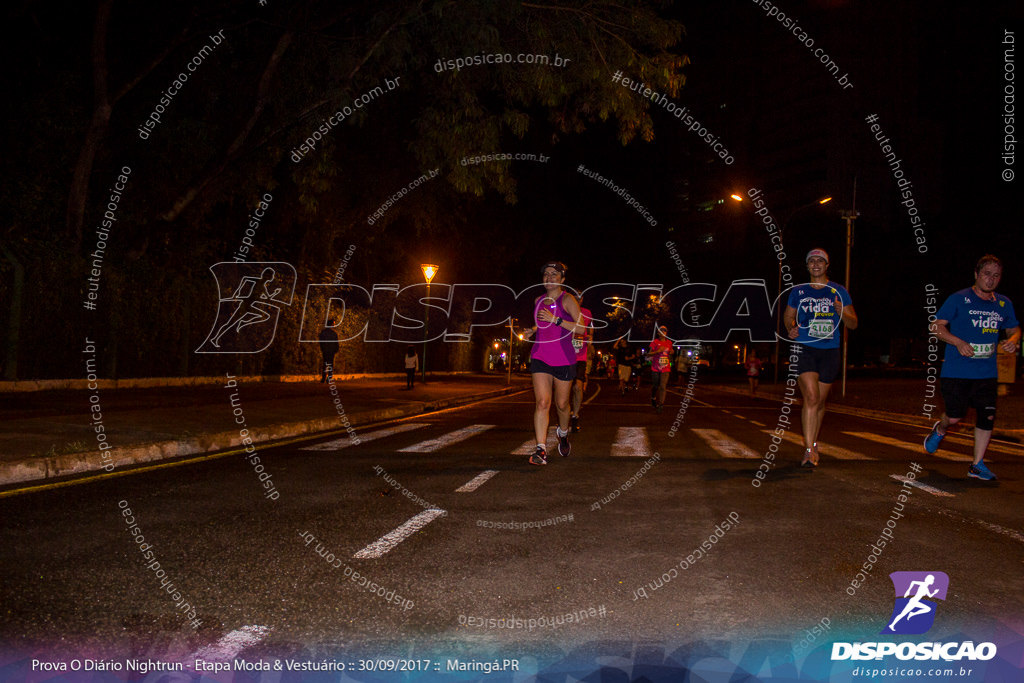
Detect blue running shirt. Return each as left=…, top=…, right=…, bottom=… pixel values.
left=786, top=281, right=852, bottom=349
left=936, top=288, right=1018, bottom=379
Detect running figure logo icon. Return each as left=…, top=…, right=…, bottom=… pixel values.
left=196, top=262, right=296, bottom=353
left=881, top=571, right=949, bottom=635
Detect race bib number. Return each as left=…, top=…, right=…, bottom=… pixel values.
left=657, top=355, right=669, bottom=369
left=808, top=318, right=835, bottom=339
left=572, top=338, right=584, bottom=353
left=970, top=342, right=994, bottom=358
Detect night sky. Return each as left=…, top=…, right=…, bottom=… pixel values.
left=2, top=0, right=1023, bottom=373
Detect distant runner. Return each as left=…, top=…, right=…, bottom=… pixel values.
left=744, top=351, right=762, bottom=396
left=612, top=337, right=634, bottom=395
left=647, top=325, right=674, bottom=413
left=924, top=255, right=1020, bottom=480
left=569, top=299, right=593, bottom=433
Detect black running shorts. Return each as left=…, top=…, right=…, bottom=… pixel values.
left=793, top=345, right=841, bottom=384
left=530, top=358, right=576, bottom=382
left=940, top=377, right=998, bottom=429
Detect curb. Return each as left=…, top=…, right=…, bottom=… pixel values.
left=0, top=371, right=472, bottom=394
left=705, top=384, right=1024, bottom=444
left=0, top=384, right=529, bottom=489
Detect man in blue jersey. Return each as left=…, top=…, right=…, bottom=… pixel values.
left=924, top=255, right=1020, bottom=480
left=784, top=249, right=858, bottom=468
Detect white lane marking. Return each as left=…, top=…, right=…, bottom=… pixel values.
left=456, top=470, right=498, bottom=493
left=933, top=433, right=1024, bottom=456
left=845, top=432, right=972, bottom=462
left=890, top=474, right=955, bottom=497
left=353, top=509, right=447, bottom=558
left=692, top=429, right=759, bottom=459
left=512, top=427, right=557, bottom=455
left=193, top=625, right=270, bottom=662
left=763, top=431, right=874, bottom=460
left=300, top=423, right=428, bottom=450
left=667, top=390, right=714, bottom=407
left=398, top=424, right=494, bottom=453
left=935, top=509, right=1024, bottom=544
left=973, top=519, right=1024, bottom=543
left=610, top=427, right=651, bottom=457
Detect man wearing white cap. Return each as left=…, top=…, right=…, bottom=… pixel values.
left=783, top=249, right=858, bottom=468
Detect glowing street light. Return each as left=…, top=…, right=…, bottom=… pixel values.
left=420, top=263, right=439, bottom=383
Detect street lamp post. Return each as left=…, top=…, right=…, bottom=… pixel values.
left=840, top=209, right=858, bottom=398
left=508, top=318, right=516, bottom=385
left=420, top=264, right=438, bottom=384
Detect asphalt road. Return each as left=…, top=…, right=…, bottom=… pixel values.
left=2, top=382, right=1022, bottom=668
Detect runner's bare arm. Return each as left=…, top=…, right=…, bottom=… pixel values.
left=559, top=293, right=584, bottom=333
left=930, top=319, right=974, bottom=357
left=1000, top=325, right=1021, bottom=353
left=784, top=305, right=799, bottom=339
left=839, top=301, right=858, bottom=330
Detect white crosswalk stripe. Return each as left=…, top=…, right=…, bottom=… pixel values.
left=398, top=424, right=494, bottom=453
left=692, top=429, right=760, bottom=459
left=353, top=509, right=447, bottom=558
left=763, top=430, right=874, bottom=460
left=193, top=625, right=269, bottom=662
left=456, top=470, right=499, bottom=493
left=300, top=423, right=427, bottom=450
left=610, top=427, right=652, bottom=457
left=890, top=474, right=954, bottom=497
left=845, top=432, right=972, bottom=462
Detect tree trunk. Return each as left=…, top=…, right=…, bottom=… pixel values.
left=0, top=241, right=24, bottom=380
left=66, top=0, right=114, bottom=251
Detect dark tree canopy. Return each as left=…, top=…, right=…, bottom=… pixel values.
left=0, top=0, right=688, bottom=379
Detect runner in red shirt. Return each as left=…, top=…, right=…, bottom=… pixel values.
left=569, top=300, right=593, bottom=433
left=647, top=325, right=674, bottom=413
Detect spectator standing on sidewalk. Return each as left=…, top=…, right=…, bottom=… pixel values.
left=924, top=255, right=1020, bottom=480
left=404, top=346, right=419, bottom=390
left=318, top=319, right=339, bottom=383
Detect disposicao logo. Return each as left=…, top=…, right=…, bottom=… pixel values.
left=882, top=571, right=948, bottom=635
left=831, top=571, right=997, bottom=662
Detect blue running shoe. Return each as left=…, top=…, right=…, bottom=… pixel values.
left=968, top=461, right=997, bottom=481
left=923, top=421, right=944, bottom=454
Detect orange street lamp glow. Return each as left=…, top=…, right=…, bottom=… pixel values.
left=421, top=264, right=439, bottom=284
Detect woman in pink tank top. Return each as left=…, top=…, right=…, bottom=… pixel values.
left=520, top=261, right=584, bottom=465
